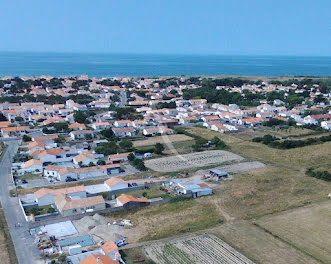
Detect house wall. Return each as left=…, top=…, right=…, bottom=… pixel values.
left=60, top=202, right=106, bottom=217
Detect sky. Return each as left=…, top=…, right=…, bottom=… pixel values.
left=0, top=0, right=330, bottom=56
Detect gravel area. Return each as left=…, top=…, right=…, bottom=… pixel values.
left=145, top=150, right=244, bottom=172
left=73, top=214, right=135, bottom=243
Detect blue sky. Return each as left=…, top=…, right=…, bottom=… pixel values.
left=0, top=0, right=330, bottom=55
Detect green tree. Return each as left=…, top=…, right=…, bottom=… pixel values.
left=22, top=135, right=32, bottom=142
left=128, top=153, right=135, bottom=161
left=95, top=141, right=121, bottom=155
left=97, top=159, right=106, bottom=165
left=73, top=111, right=88, bottom=124
left=55, top=135, right=66, bottom=143
left=154, top=143, right=165, bottom=154
left=101, top=128, right=115, bottom=140
left=119, top=140, right=133, bottom=151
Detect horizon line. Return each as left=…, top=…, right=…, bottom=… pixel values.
left=0, top=50, right=331, bottom=58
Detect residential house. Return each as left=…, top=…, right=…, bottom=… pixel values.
left=107, top=152, right=131, bottom=164
left=70, top=130, right=94, bottom=140
left=19, top=159, right=43, bottom=174
left=69, top=123, right=86, bottom=131
left=104, top=178, right=129, bottom=191
left=55, top=195, right=105, bottom=217
left=169, top=179, right=212, bottom=198
left=79, top=254, right=118, bottom=264
left=91, top=122, right=111, bottom=131
left=116, top=194, right=150, bottom=209
left=73, top=153, right=98, bottom=166
left=34, top=185, right=86, bottom=206
left=0, top=126, right=30, bottom=137
left=113, top=120, right=132, bottom=128
left=321, top=120, right=331, bottom=130
left=142, top=127, right=174, bottom=136
left=112, top=127, right=136, bottom=137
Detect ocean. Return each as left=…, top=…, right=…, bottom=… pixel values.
left=0, top=52, right=330, bottom=77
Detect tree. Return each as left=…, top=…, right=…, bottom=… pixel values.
left=97, top=159, right=106, bottom=165
left=154, top=143, right=165, bottom=154
left=15, top=116, right=24, bottom=122
left=94, top=141, right=121, bottom=155
left=119, top=140, right=133, bottom=151
left=85, top=134, right=92, bottom=140
left=88, top=161, right=95, bottom=167
left=53, top=122, right=69, bottom=132
left=73, top=111, right=88, bottom=124
left=55, top=135, right=66, bottom=143
left=47, top=207, right=55, bottom=213
left=101, top=128, right=115, bottom=140
left=22, top=135, right=32, bottom=142
left=128, top=153, right=135, bottom=161
left=0, top=113, right=8, bottom=121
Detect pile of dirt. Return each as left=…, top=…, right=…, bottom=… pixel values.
left=74, top=214, right=110, bottom=234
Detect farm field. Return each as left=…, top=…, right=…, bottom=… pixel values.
left=145, top=150, right=244, bottom=172
left=133, top=134, right=194, bottom=147
left=256, top=201, right=331, bottom=264
left=144, top=234, right=255, bottom=264
left=212, top=221, right=320, bottom=264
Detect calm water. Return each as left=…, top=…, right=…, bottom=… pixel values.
left=0, top=52, right=330, bottom=77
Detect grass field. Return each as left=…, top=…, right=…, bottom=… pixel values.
left=109, top=196, right=223, bottom=242
left=110, top=126, right=330, bottom=259
left=124, top=186, right=172, bottom=199
left=211, top=221, right=320, bottom=264
left=133, top=134, right=194, bottom=147
left=120, top=247, right=154, bottom=264
left=256, top=201, right=331, bottom=264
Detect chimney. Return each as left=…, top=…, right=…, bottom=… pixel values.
left=97, top=257, right=101, bottom=262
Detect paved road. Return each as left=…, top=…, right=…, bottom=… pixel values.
left=0, top=139, right=41, bottom=264
left=119, top=90, right=127, bottom=107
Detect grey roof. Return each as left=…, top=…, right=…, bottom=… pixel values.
left=58, top=235, right=94, bottom=248
left=209, top=169, right=228, bottom=176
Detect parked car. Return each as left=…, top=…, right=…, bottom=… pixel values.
left=21, top=179, right=28, bottom=184
left=65, top=177, right=77, bottom=182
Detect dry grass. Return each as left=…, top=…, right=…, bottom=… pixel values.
left=256, top=201, right=331, bottom=264
left=109, top=197, right=223, bottom=242
left=133, top=134, right=193, bottom=147
left=0, top=204, right=18, bottom=264
left=211, top=221, right=320, bottom=264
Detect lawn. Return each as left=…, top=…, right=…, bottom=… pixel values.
left=124, top=186, right=172, bottom=199
left=19, top=173, right=43, bottom=180
left=256, top=201, right=331, bottom=264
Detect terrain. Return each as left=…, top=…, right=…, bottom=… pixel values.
left=118, top=126, right=331, bottom=264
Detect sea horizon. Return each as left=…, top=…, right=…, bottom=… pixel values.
left=0, top=51, right=330, bottom=78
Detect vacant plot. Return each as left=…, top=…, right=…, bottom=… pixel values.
left=212, top=221, right=320, bottom=264
left=144, top=234, right=255, bottom=264
left=256, top=201, right=331, bottom=264
left=133, top=134, right=193, bottom=147
left=108, top=197, right=223, bottom=242
left=145, top=150, right=244, bottom=172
